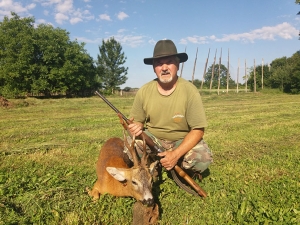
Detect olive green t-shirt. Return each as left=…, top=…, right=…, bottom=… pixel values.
left=129, top=77, right=207, bottom=141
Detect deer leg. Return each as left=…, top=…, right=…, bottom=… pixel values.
left=86, top=180, right=101, bottom=200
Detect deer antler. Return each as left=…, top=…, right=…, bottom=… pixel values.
left=123, top=130, right=140, bottom=167
left=140, top=135, right=149, bottom=167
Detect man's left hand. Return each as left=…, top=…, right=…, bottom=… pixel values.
left=157, top=150, right=179, bottom=171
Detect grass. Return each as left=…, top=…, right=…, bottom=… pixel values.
left=0, top=92, right=299, bottom=224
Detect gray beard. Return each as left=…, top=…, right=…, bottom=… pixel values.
left=159, top=71, right=173, bottom=83
left=159, top=76, right=173, bottom=83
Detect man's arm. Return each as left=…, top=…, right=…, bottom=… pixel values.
left=158, top=128, right=204, bottom=170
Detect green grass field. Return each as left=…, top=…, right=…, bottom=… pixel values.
left=1, top=92, right=299, bottom=224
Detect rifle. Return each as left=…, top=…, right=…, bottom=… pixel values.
left=95, top=91, right=207, bottom=198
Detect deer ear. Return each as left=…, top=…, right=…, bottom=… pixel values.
left=149, top=161, right=159, bottom=175
left=106, top=167, right=127, bottom=182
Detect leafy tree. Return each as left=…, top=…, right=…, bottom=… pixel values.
left=0, top=12, right=35, bottom=98
left=247, top=52, right=300, bottom=94
left=96, top=38, right=128, bottom=94
left=247, top=64, right=272, bottom=91
left=190, top=79, right=202, bottom=89
left=33, top=24, right=97, bottom=96
left=0, top=12, right=98, bottom=98
left=203, top=64, right=235, bottom=89
left=277, top=52, right=300, bottom=94
left=267, top=57, right=289, bottom=91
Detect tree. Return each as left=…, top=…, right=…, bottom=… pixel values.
left=0, top=12, right=35, bottom=98
left=0, top=12, right=98, bottom=98
left=288, top=51, right=300, bottom=93
left=203, top=64, right=235, bottom=89
left=32, top=24, right=97, bottom=96
left=247, top=64, right=272, bottom=91
left=190, top=79, right=202, bottom=89
left=247, top=52, right=300, bottom=94
left=96, top=38, right=128, bottom=94
left=273, top=52, right=300, bottom=94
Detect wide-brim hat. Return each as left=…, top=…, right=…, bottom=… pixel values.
left=144, top=40, right=188, bottom=65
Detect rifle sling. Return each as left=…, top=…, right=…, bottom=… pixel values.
left=170, top=168, right=200, bottom=197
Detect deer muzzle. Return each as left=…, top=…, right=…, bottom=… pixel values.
left=142, top=197, right=154, bottom=206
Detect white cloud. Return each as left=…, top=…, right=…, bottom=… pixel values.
left=0, top=0, right=36, bottom=17
left=76, top=34, right=145, bottom=48
left=75, top=36, right=102, bottom=44
left=149, top=39, right=156, bottom=45
left=55, top=12, right=68, bottom=24
left=113, top=34, right=144, bottom=47
left=99, top=13, right=111, bottom=21
left=180, top=36, right=210, bottom=45
left=35, top=18, right=53, bottom=27
left=118, top=29, right=126, bottom=33
left=181, top=22, right=299, bottom=44
left=215, top=22, right=298, bottom=42
left=55, top=0, right=73, bottom=13
left=117, top=11, right=128, bottom=20
left=70, top=17, right=82, bottom=24
left=38, top=0, right=93, bottom=25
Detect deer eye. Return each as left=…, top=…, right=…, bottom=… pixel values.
left=132, top=180, right=138, bottom=186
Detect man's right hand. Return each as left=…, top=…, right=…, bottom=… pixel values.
left=128, top=118, right=143, bottom=137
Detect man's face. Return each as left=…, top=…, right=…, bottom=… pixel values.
left=153, top=56, right=179, bottom=84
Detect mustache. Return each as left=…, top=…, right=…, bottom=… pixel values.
left=160, top=71, right=170, bottom=75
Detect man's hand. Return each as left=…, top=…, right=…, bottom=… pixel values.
left=127, top=118, right=143, bottom=137
left=157, top=150, right=180, bottom=171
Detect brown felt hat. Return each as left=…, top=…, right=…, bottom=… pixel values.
left=144, top=40, right=188, bottom=65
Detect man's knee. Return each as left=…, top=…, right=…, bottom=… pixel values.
left=182, top=140, right=213, bottom=173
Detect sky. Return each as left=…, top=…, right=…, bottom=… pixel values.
left=0, top=0, right=299, bottom=88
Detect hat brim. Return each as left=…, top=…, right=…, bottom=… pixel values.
left=144, top=53, right=188, bottom=65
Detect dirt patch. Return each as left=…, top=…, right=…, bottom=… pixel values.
left=0, top=96, right=13, bottom=108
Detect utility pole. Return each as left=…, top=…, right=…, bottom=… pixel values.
left=237, top=58, right=239, bottom=93
left=201, top=48, right=210, bottom=90
left=226, top=49, right=230, bottom=94
left=180, top=46, right=186, bottom=77
left=209, top=49, right=217, bottom=92
left=245, top=59, right=247, bottom=93
left=261, top=58, right=264, bottom=89
left=217, top=48, right=222, bottom=95
left=191, top=47, right=198, bottom=83
left=254, top=59, right=256, bottom=93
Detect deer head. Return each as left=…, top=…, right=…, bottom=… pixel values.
left=106, top=132, right=158, bottom=206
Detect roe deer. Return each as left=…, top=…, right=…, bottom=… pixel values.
left=87, top=134, right=158, bottom=206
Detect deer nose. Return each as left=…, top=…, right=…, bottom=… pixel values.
left=142, top=198, right=154, bottom=206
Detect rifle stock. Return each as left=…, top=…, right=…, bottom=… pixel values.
left=95, top=91, right=207, bottom=198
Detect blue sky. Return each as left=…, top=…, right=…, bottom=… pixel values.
left=1, top=0, right=299, bottom=88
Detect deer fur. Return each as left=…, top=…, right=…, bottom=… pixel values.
left=87, top=134, right=157, bottom=206
left=132, top=201, right=159, bottom=225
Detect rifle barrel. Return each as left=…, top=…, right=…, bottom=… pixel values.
left=95, top=91, right=128, bottom=121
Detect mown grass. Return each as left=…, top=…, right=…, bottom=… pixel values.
left=0, top=92, right=299, bottom=224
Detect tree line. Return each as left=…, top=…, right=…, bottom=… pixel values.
left=0, top=13, right=127, bottom=98
left=1, top=12, right=299, bottom=98
left=199, top=50, right=300, bottom=94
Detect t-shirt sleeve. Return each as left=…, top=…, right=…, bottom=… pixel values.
left=129, top=90, right=146, bottom=124
left=186, top=92, right=208, bottom=129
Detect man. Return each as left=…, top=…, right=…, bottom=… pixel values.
left=128, top=39, right=212, bottom=177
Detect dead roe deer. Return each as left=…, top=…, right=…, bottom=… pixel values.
left=87, top=134, right=158, bottom=206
